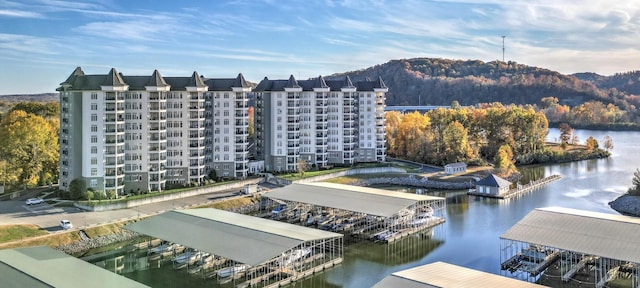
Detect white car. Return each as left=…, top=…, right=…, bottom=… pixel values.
left=25, top=198, right=44, bottom=205
left=60, top=220, right=73, bottom=230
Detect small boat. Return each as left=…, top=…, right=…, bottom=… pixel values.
left=283, top=248, right=312, bottom=267
left=149, top=243, right=179, bottom=254
left=217, top=264, right=250, bottom=278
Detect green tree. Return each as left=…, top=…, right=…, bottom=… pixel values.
left=10, top=102, right=59, bottom=119
left=86, top=190, right=94, bottom=201
left=68, top=178, right=86, bottom=200
left=0, top=110, right=59, bottom=187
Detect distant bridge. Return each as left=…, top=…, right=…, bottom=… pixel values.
left=384, top=105, right=450, bottom=113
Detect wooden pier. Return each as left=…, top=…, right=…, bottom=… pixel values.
left=468, top=174, right=562, bottom=199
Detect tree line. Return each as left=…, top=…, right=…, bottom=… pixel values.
left=385, top=103, right=548, bottom=168
left=385, top=104, right=611, bottom=173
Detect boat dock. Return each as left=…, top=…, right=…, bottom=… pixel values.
left=468, top=174, right=562, bottom=199
left=562, top=255, right=597, bottom=282
left=500, top=247, right=560, bottom=276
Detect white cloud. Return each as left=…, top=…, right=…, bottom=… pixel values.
left=0, top=33, right=59, bottom=55
left=0, top=9, right=42, bottom=18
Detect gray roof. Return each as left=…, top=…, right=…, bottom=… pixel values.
left=0, top=246, right=149, bottom=288
left=146, top=69, right=169, bottom=87
left=264, top=182, right=444, bottom=218
left=476, top=174, right=511, bottom=188
left=124, top=208, right=342, bottom=266
left=501, top=207, right=640, bottom=263
left=373, top=261, right=548, bottom=288
left=444, top=162, right=467, bottom=168
left=253, top=75, right=387, bottom=92
left=57, top=67, right=251, bottom=92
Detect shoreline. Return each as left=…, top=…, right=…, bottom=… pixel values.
left=609, top=194, right=640, bottom=217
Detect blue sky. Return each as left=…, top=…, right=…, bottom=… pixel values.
left=1, top=0, right=640, bottom=94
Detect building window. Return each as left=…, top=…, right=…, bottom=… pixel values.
left=91, top=168, right=97, bottom=176
left=91, top=114, right=98, bottom=121
left=91, top=146, right=97, bottom=154
left=91, top=136, right=97, bottom=143
left=91, top=103, right=98, bottom=110
left=90, top=179, right=97, bottom=187
left=91, top=157, right=97, bottom=165
left=91, top=93, right=98, bottom=100
left=91, top=125, right=98, bottom=132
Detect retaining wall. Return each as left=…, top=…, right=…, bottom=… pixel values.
left=75, top=178, right=262, bottom=212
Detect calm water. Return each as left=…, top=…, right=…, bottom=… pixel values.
left=94, top=129, right=640, bottom=288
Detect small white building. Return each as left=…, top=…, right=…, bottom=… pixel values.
left=444, top=162, right=467, bottom=175
left=248, top=160, right=265, bottom=175
left=475, top=174, right=511, bottom=196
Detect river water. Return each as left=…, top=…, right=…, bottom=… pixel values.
left=91, top=129, right=639, bottom=287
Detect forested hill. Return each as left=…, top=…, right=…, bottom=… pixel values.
left=328, top=58, right=637, bottom=110
left=573, top=71, right=640, bottom=96
left=0, top=93, right=58, bottom=102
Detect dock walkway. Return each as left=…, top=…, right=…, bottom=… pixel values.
left=468, top=174, right=562, bottom=199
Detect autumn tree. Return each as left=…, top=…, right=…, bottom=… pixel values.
left=385, top=111, right=403, bottom=157
left=585, top=136, right=599, bottom=151
left=603, top=135, right=614, bottom=151
left=442, top=121, right=473, bottom=164
left=296, top=159, right=307, bottom=177
left=247, top=106, right=255, bottom=138
left=558, top=123, right=573, bottom=144
left=494, top=144, right=516, bottom=176
left=10, top=102, right=59, bottom=119
left=628, top=169, right=640, bottom=196
left=395, top=111, right=430, bottom=161
left=0, top=110, right=59, bottom=188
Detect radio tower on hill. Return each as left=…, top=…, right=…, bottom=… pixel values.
left=501, top=36, right=506, bottom=62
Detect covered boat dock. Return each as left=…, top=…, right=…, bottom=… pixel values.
left=262, top=182, right=446, bottom=243
left=124, top=208, right=343, bottom=287
left=0, top=246, right=150, bottom=288
left=373, top=261, right=548, bottom=288
left=501, top=207, right=640, bottom=287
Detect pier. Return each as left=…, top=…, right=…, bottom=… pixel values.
left=468, top=174, right=561, bottom=199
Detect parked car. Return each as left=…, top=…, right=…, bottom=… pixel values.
left=25, top=198, right=44, bottom=205
left=60, top=220, right=73, bottom=230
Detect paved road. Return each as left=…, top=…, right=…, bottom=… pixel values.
left=0, top=187, right=249, bottom=233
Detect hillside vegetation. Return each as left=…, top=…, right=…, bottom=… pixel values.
left=329, top=58, right=638, bottom=111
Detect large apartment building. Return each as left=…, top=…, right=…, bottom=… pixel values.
left=253, top=75, right=388, bottom=172
left=57, top=67, right=250, bottom=196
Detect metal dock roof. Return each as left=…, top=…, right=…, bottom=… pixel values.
left=501, top=206, right=640, bottom=263
left=0, top=246, right=150, bottom=288
left=373, top=261, right=548, bottom=288
left=265, top=182, right=444, bottom=218
left=124, top=208, right=342, bottom=266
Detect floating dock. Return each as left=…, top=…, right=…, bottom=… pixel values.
left=468, top=174, right=562, bottom=199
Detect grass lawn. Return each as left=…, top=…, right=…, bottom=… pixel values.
left=0, top=224, right=48, bottom=243
left=194, top=195, right=258, bottom=209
